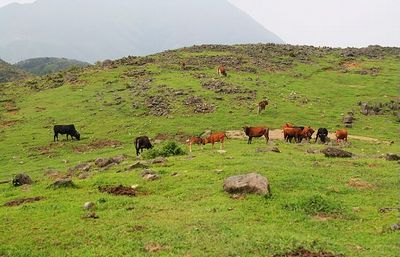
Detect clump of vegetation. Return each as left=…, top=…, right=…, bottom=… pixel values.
left=143, top=141, right=186, bottom=159
left=284, top=194, right=345, bottom=216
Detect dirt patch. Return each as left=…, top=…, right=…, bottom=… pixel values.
left=73, top=140, right=123, bottom=153
left=274, top=248, right=344, bottom=257
left=144, top=243, right=164, bottom=253
left=0, top=120, right=20, bottom=128
left=3, top=101, right=19, bottom=115
left=98, top=185, right=137, bottom=197
left=184, top=96, right=215, bottom=114
left=312, top=213, right=336, bottom=221
left=4, top=196, right=44, bottom=207
left=348, top=178, right=375, bottom=190
left=341, top=61, right=360, bottom=69
left=201, top=80, right=245, bottom=94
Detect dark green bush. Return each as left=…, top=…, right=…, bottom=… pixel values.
left=143, top=141, right=186, bottom=159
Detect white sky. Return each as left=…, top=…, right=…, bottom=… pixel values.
left=1, top=0, right=399, bottom=47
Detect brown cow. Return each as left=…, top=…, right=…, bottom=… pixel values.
left=204, top=132, right=227, bottom=149
left=217, top=65, right=227, bottom=77
left=298, top=126, right=315, bottom=143
left=181, top=62, right=186, bottom=70
left=186, top=136, right=204, bottom=152
left=283, top=127, right=303, bottom=143
left=243, top=126, right=269, bottom=144
left=257, top=100, right=269, bottom=114
left=335, top=129, right=348, bottom=142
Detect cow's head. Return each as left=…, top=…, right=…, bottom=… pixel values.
left=75, top=131, right=81, bottom=140
left=243, top=126, right=249, bottom=134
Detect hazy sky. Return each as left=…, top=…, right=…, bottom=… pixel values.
left=1, top=0, right=399, bottom=47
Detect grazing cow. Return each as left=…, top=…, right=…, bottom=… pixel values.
left=243, top=126, right=269, bottom=144
left=204, top=132, right=227, bottom=150
left=315, top=128, right=329, bottom=143
left=135, top=136, right=153, bottom=156
left=298, top=126, right=315, bottom=143
left=217, top=65, right=227, bottom=77
left=283, top=127, right=303, bottom=143
left=335, top=129, right=348, bottom=142
left=187, top=136, right=204, bottom=152
left=257, top=100, right=269, bottom=114
left=53, top=125, right=80, bottom=142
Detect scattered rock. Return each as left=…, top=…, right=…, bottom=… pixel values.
left=83, top=202, right=95, bottom=210
left=321, top=147, right=353, bottom=158
left=306, top=148, right=319, bottom=154
left=48, top=179, right=76, bottom=189
left=217, top=150, right=226, bottom=154
left=255, top=147, right=280, bottom=153
left=223, top=173, right=270, bottom=195
left=184, top=96, right=215, bottom=114
left=81, top=212, right=99, bottom=219
left=68, top=162, right=91, bottom=172
left=390, top=223, right=400, bottom=231
left=4, top=196, right=44, bottom=207
left=379, top=207, right=400, bottom=213
left=141, top=169, right=160, bottom=181
left=386, top=153, right=400, bottom=161
left=149, top=157, right=167, bottom=164
left=98, top=185, right=137, bottom=196
left=95, top=158, right=113, bottom=168
left=12, top=173, right=33, bottom=187
left=126, top=162, right=149, bottom=170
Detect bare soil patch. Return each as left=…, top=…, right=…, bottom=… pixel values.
left=0, top=120, right=20, bottom=128
left=4, top=196, right=44, bottom=207
left=98, top=185, right=137, bottom=196
left=274, top=248, right=344, bottom=257
left=348, top=178, right=375, bottom=190
left=73, top=140, right=122, bottom=153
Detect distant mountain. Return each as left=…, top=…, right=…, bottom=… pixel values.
left=0, top=0, right=283, bottom=63
left=0, top=58, right=29, bottom=83
left=15, top=57, right=90, bottom=76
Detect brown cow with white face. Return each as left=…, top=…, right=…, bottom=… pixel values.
left=187, top=136, right=204, bottom=152
left=335, top=129, right=348, bottom=142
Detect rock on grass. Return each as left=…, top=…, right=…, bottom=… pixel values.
left=321, top=147, right=352, bottom=158
left=12, top=173, right=33, bottom=187
left=223, top=173, right=270, bottom=195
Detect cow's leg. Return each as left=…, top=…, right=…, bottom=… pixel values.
left=212, top=142, right=215, bottom=149
left=265, top=132, right=269, bottom=144
left=189, top=143, right=192, bottom=153
left=54, top=133, right=58, bottom=142
left=248, top=137, right=252, bottom=144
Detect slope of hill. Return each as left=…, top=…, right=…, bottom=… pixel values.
left=0, top=44, right=399, bottom=257
left=15, top=57, right=91, bottom=76
left=0, top=0, right=283, bottom=63
left=0, top=58, right=29, bottom=83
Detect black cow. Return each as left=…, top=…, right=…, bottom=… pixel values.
left=53, top=125, right=80, bottom=142
left=135, top=136, right=153, bottom=156
left=315, top=128, right=329, bottom=143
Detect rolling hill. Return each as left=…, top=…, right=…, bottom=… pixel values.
left=0, top=44, right=399, bottom=257
left=0, top=0, right=283, bottom=63
left=15, top=57, right=91, bottom=76
left=0, top=58, right=29, bottom=83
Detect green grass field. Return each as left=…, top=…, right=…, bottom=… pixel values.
left=0, top=44, right=399, bottom=257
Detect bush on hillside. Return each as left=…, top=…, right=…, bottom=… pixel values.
left=143, top=141, right=186, bottom=159
left=284, top=194, right=344, bottom=216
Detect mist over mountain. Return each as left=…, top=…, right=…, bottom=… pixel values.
left=0, top=0, right=283, bottom=63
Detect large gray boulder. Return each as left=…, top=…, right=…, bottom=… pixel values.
left=321, top=147, right=353, bottom=158
left=223, top=173, right=270, bottom=195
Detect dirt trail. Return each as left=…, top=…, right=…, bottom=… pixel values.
left=231, top=129, right=391, bottom=144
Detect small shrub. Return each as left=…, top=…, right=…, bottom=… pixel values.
left=284, top=194, right=344, bottom=216
left=143, top=141, right=186, bottom=159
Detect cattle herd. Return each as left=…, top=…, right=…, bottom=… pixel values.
left=51, top=65, right=350, bottom=156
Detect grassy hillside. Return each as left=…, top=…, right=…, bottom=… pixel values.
left=15, top=57, right=91, bottom=76
left=0, top=44, right=399, bottom=257
left=0, top=58, right=29, bottom=83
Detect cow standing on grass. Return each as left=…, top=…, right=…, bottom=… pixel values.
left=204, top=132, right=227, bottom=150
left=335, top=129, right=348, bottom=142
left=243, top=126, right=269, bottom=144
left=315, top=128, right=329, bottom=143
left=135, top=136, right=153, bottom=156
left=53, top=125, right=80, bottom=142
left=217, top=65, right=227, bottom=77
left=187, top=137, right=204, bottom=152
left=257, top=100, right=269, bottom=114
